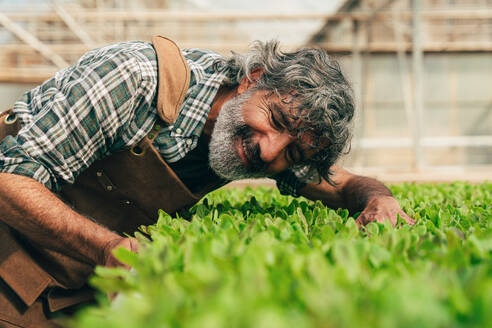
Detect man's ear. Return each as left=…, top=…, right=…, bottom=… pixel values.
left=237, top=67, right=264, bottom=95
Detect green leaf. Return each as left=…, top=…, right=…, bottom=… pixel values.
left=71, top=183, right=492, bottom=328
left=113, top=247, right=139, bottom=268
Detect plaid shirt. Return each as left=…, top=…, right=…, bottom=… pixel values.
left=0, top=41, right=306, bottom=196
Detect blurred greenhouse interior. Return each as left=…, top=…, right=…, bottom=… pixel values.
left=1, top=0, right=491, bottom=182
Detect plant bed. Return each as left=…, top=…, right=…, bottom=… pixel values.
left=71, top=182, right=492, bottom=328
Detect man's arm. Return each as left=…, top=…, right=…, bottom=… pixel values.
left=0, top=43, right=154, bottom=267
left=298, top=165, right=414, bottom=226
left=0, top=172, right=136, bottom=267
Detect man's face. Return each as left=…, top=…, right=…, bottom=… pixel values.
left=209, top=88, right=313, bottom=181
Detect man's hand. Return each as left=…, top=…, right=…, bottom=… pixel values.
left=356, top=196, right=415, bottom=227
left=0, top=173, right=130, bottom=266
left=102, top=237, right=139, bottom=269
left=102, top=237, right=139, bottom=301
left=298, top=166, right=416, bottom=228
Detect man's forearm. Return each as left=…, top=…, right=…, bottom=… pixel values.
left=0, top=172, right=122, bottom=266
left=340, top=175, right=392, bottom=215
left=298, top=167, right=412, bottom=226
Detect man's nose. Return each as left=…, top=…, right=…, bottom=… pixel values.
left=259, top=132, right=292, bottom=164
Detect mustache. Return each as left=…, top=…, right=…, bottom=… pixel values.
left=235, top=125, right=267, bottom=172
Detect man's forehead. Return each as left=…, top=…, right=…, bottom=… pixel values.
left=261, top=90, right=298, bottom=109
left=260, top=91, right=301, bottom=126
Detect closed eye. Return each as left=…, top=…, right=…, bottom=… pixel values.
left=285, top=144, right=303, bottom=165
left=269, top=109, right=284, bottom=131
left=270, top=103, right=295, bottom=133
left=259, top=97, right=284, bottom=131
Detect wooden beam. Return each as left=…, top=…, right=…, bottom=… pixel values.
left=412, top=0, right=424, bottom=170
left=351, top=19, right=365, bottom=167
left=392, top=2, right=415, bottom=168
left=0, top=67, right=56, bottom=84
left=53, top=2, right=97, bottom=48
left=3, top=41, right=492, bottom=56
left=5, top=9, right=492, bottom=22
left=359, top=136, right=492, bottom=148
left=366, top=0, right=397, bottom=22
left=0, top=12, right=69, bottom=69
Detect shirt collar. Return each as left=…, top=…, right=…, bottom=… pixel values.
left=171, top=49, right=227, bottom=139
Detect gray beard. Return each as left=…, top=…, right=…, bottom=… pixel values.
left=208, top=89, right=269, bottom=181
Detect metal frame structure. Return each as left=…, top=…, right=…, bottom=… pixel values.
left=0, top=0, right=491, bottom=175
left=312, top=0, right=492, bottom=172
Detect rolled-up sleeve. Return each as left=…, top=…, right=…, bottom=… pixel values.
left=0, top=42, right=158, bottom=191
left=0, top=135, right=55, bottom=187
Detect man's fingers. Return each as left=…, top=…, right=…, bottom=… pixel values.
left=357, top=212, right=380, bottom=226
left=129, top=238, right=139, bottom=252
left=103, top=237, right=139, bottom=269
left=358, top=211, right=398, bottom=227
left=356, top=208, right=415, bottom=227
left=399, top=211, right=416, bottom=225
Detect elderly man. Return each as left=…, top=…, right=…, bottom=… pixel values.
left=0, top=36, right=413, bottom=326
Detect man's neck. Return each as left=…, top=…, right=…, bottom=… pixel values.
left=203, top=84, right=237, bottom=137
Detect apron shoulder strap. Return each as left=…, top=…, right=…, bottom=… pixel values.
left=151, top=36, right=191, bottom=124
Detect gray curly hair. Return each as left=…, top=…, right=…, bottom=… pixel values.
left=215, top=40, right=355, bottom=185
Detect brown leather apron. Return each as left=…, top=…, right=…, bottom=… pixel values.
left=0, top=36, right=222, bottom=327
